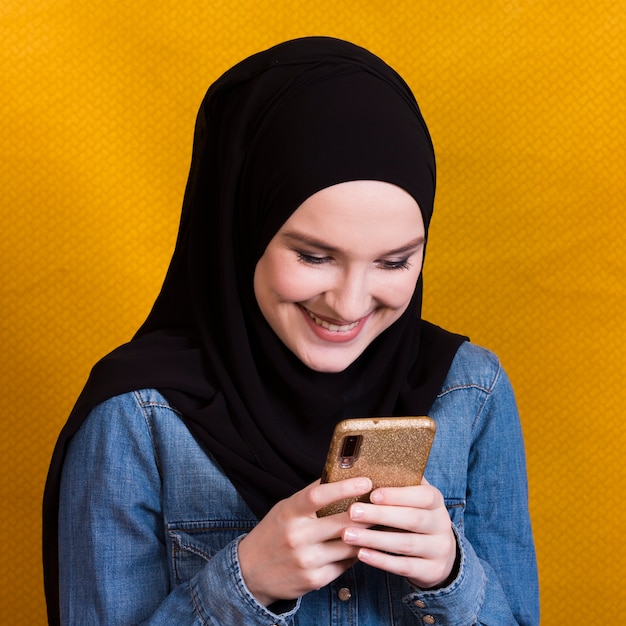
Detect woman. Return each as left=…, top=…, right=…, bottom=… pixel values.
left=43, top=36, right=539, bottom=625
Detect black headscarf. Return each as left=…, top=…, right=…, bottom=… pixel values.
left=43, top=36, right=467, bottom=624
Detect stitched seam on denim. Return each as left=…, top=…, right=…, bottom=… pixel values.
left=446, top=500, right=465, bottom=530
left=168, top=520, right=256, bottom=531
left=174, top=541, right=212, bottom=561
left=135, top=390, right=183, bottom=417
left=133, top=390, right=165, bottom=479
left=189, top=582, right=211, bottom=626
left=436, top=382, right=491, bottom=398
left=470, top=360, right=502, bottom=431
left=171, top=538, right=183, bottom=585
left=436, top=348, right=501, bottom=399
left=143, top=401, right=182, bottom=415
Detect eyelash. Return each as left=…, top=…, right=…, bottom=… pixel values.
left=296, top=252, right=411, bottom=271
left=297, top=252, right=330, bottom=266
left=378, top=259, right=412, bottom=271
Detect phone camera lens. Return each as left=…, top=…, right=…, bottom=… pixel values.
left=343, top=436, right=358, bottom=456
left=339, top=435, right=362, bottom=468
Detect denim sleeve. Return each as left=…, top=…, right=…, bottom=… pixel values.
left=403, top=362, right=539, bottom=625
left=58, top=392, right=299, bottom=625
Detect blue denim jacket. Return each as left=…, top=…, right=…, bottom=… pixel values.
left=58, top=342, right=539, bottom=625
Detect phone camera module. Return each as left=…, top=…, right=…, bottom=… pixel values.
left=339, top=435, right=362, bottom=469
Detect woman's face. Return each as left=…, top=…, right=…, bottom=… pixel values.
left=254, top=180, right=425, bottom=373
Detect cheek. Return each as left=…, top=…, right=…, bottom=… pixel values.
left=273, top=268, right=313, bottom=302
left=378, top=269, right=421, bottom=309
left=256, top=253, right=323, bottom=304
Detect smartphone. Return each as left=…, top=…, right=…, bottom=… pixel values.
left=317, top=416, right=436, bottom=517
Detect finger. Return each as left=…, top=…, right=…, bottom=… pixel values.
left=369, top=484, right=443, bottom=510
left=348, top=501, right=443, bottom=534
left=342, top=525, right=440, bottom=558
left=355, top=548, right=448, bottom=586
left=292, top=536, right=362, bottom=571
left=293, top=556, right=361, bottom=596
left=297, top=477, right=372, bottom=516
left=343, top=525, right=457, bottom=588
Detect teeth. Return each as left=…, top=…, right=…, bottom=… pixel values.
left=307, top=310, right=359, bottom=332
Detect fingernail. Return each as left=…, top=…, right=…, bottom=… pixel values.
left=358, top=548, right=372, bottom=561
left=369, top=490, right=383, bottom=503
left=356, top=478, right=372, bottom=491
left=343, top=528, right=358, bottom=542
left=350, top=504, right=364, bottom=520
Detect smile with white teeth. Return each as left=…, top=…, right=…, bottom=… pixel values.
left=306, top=309, right=360, bottom=332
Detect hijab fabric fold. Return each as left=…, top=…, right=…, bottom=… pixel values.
left=43, top=37, right=467, bottom=624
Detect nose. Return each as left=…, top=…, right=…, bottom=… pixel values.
left=324, top=266, right=374, bottom=322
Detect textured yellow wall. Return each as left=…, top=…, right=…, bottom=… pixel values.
left=1, top=1, right=624, bottom=622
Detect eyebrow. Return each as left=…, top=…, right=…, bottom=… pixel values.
left=281, top=230, right=425, bottom=257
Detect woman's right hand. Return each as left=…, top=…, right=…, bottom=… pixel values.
left=237, top=477, right=372, bottom=607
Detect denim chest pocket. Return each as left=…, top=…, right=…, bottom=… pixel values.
left=445, top=498, right=466, bottom=529
left=167, top=519, right=257, bottom=585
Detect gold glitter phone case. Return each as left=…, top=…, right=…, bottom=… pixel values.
left=317, top=416, right=436, bottom=517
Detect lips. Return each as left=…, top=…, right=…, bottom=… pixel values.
left=305, top=309, right=360, bottom=333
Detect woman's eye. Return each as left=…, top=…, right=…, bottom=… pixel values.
left=297, top=252, right=331, bottom=265
left=378, top=258, right=411, bottom=270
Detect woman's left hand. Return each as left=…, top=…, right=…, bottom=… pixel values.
left=341, top=479, right=457, bottom=589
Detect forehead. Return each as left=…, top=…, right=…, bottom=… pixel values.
left=277, top=180, right=424, bottom=254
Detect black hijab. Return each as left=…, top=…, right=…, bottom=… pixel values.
left=43, top=36, right=467, bottom=623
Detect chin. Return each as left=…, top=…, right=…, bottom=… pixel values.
left=297, top=347, right=364, bottom=373
left=307, top=361, right=351, bottom=373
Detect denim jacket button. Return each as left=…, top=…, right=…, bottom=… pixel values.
left=413, top=599, right=427, bottom=608
left=337, top=587, right=352, bottom=601
left=423, top=615, right=436, bottom=624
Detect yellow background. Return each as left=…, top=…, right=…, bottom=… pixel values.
left=1, top=0, right=624, bottom=622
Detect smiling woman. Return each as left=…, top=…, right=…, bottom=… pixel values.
left=43, top=37, right=538, bottom=625
left=254, top=180, right=425, bottom=372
